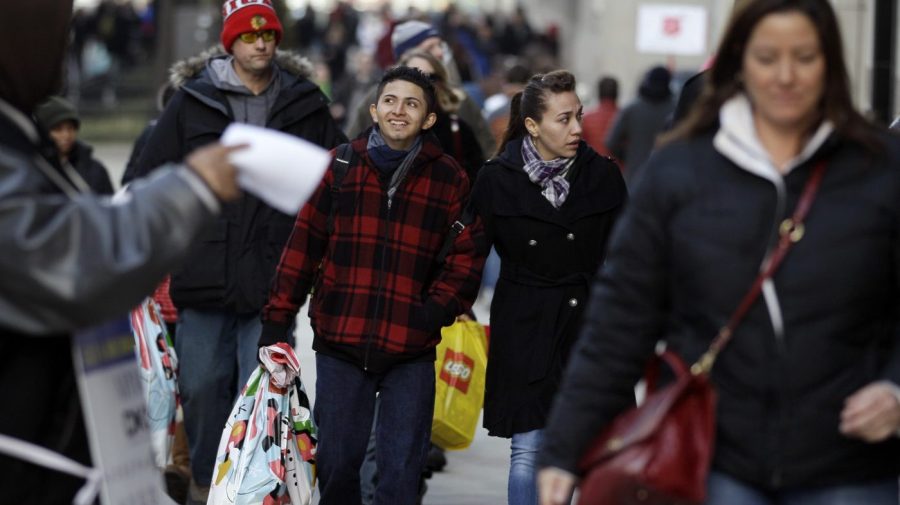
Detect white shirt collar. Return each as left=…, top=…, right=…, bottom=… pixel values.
left=713, top=94, right=833, bottom=183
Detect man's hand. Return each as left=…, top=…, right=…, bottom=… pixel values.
left=185, top=143, right=246, bottom=202
left=840, top=381, right=900, bottom=442
left=538, top=467, right=576, bottom=505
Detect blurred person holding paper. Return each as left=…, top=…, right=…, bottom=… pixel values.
left=0, top=1, right=244, bottom=504
left=258, top=66, right=486, bottom=505
left=130, top=1, right=346, bottom=502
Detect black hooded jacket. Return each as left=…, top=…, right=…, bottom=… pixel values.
left=133, top=49, right=347, bottom=313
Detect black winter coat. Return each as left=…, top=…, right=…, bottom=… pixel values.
left=469, top=138, right=626, bottom=437
left=431, top=110, right=484, bottom=184
left=133, top=51, right=346, bottom=313
left=541, top=131, right=900, bottom=490
left=69, top=140, right=114, bottom=194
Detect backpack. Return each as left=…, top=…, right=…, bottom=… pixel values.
left=326, top=143, right=356, bottom=236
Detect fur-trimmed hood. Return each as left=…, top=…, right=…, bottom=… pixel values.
left=168, top=46, right=314, bottom=89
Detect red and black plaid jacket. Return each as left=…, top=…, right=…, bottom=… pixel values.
left=260, top=131, right=486, bottom=371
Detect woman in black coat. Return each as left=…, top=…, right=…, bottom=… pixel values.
left=468, top=70, right=626, bottom=505
left=538, top=2, right=900, bottom=504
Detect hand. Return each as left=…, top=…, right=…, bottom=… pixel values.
left=185, top=143, right=246, bottom=202
left=538, top=467, right=576, bottom=505
left=840, top=381, right=900, bottom=442
left=456, top=313, right=473, bottom=322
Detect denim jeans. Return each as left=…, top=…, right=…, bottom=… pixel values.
left=175, top=308, right=263, bottom=486
left=705, top=471, right=899, bottom=505
left=314, top=353, right=434, bottom=505
left=509, top=429, right=543, bottom=505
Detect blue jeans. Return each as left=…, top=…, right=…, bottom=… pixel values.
left=175, top=308, right=263, bottom=486
left=706, top=471, right=899, bottom=505
left=509, top=429, right=543, bottom=505
left=314, top=353, right=434, bottom=505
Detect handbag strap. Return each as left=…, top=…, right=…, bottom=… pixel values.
left=691, top=159, right=827, bottom=376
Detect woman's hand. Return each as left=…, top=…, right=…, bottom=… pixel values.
left=538, top=467, right=576, bottom=505
left=840, top=381, right=900, bottom=442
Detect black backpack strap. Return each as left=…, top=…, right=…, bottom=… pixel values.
left=326, top=143, right=355, bottom=236
left=436, top=204, right=475, bottom=265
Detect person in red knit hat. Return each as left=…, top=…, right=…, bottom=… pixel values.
left=220, top=0, right=283, bottom=53
left=130, top=1, right=346, bottom=503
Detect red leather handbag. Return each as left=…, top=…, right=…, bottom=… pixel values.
left=576, top=161, right=827, bottom=505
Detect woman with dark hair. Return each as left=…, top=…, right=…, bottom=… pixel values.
left=468, top=70, right=626, bottom=505
left=397, top=50, right=485, bottom=183
left=538, top=1, right=900, bottom=504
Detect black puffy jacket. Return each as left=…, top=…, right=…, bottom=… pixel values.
left=133, top=49, right=347, bottom=313
left=541, top=126, right=900, bottom=490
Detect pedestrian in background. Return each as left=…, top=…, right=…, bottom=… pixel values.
left=468, top=70, right=626, bottom=505
left=399, top=50, right=485, bottom=183
left=539, top=1, right=900, bottom=504
left=580, top=76, right=619, bottom=158
left=130, top=1, right=346, bottom=502
left=34, top=95, right=115, bottom=194
left=258, top=66, right=485, bottom=505
left=347, top=20, right=497, bottom=158
left=0, top=2, right=243, bottom=504
left=605, top=65, right=674, bottom=185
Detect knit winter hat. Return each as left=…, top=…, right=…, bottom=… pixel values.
left=220, top=0, right=283, bottom=53
left=392, top=21, right=440, bottom=60
left=35, top=95, right=79, bottom=130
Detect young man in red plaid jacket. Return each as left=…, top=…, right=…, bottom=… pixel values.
left=259, top=66, right=486, bottom=505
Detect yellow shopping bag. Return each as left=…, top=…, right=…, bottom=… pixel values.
left=431, top=320, right=488, bottom=450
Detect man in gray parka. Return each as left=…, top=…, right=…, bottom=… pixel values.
left=0, top=1, right=243, bottom=504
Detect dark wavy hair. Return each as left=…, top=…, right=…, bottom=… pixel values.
left=663, top=0, right=883, bottom=154
left=497, top=70, right=577, bottom=156
left=375, top=65, right=438, bottom=115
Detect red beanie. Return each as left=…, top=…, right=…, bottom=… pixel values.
left=221, top=0, right=283, bottom=53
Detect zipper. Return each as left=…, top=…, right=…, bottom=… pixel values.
left=761, top=175, right=793, bottom=488
left=363, top=192, right=393, bottom=371
left=761, top=177, right=788, bottom=354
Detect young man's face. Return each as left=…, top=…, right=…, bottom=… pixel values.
left=369, top=79, right=436, bottom=151
left=49, top=120, right=77, bottom=157
left=231, top=29, right=277, bottom=77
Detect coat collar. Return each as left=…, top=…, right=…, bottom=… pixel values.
left=352, top=126, right=446, bottom=172
left=0, top=98, right=38, bottom=145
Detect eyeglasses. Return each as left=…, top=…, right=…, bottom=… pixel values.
left=238, top=30, right=277, bottom=44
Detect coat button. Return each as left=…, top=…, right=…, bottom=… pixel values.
left=528, top=239, right=537, bottom=246
left=566, top=233, right=575, bottom=241
left=568, top=298, right=578, bottom=307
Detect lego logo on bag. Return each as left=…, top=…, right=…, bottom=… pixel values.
left=440, top=349, right=474, bottom=393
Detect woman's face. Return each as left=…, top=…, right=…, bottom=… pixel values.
left=741, top=11, right=825, bottom=133
left=527, top=91, right=583, bottom=160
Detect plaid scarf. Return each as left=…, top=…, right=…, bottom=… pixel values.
left=521, top=136, right=574, bottom=208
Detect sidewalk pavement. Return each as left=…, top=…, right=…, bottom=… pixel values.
left=94, top=143, right=512, bottom=505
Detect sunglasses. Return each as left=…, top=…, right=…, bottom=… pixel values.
left=238, top=30, right=277, bottom=44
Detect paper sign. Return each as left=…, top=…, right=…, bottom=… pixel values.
left=636, top=4, right=707, bottom=56
left=221, top=123, right=332, bottom=215
left=73, top=318, right=166, bottom=505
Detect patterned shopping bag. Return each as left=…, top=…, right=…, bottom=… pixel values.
left=129, top=298, right=179, bottom=468
left=208, top=343, right=317, bottom=505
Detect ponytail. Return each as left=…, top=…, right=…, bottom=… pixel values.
left=497, top=91, right=526, bottom=156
